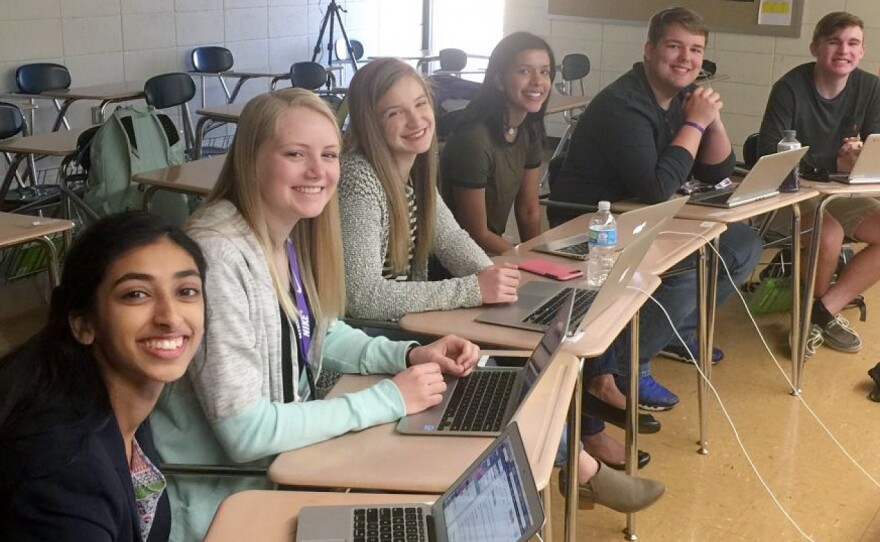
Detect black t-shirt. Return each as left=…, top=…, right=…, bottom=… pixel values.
left=758, top=62, right=880, bottom=173
left=550, top=63, right=734, bottom=224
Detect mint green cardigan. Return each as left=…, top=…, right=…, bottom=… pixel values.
left=151, top=201, right=411, bottom=542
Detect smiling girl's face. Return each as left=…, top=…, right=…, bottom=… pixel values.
left=70, top=236, right=205, bottom=391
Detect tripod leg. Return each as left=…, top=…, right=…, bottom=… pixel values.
left=311, top=7, right=332, bottom=62
left=333, top=8, right=359, bottom=73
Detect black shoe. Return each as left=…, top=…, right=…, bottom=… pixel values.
left=869, top=363, right=880, bottom=402
left=582, top=393, right=661, bottom=434
left=601, top=450, right=651, bottom=471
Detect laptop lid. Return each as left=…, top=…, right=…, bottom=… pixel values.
left=475, top=221, right=662, bottom=333
left=396, top=292, right=574, bottom=436
left=842, top=134, right=880, bottom=183
left=295, top=422, right=544, bottom=542
left=532, top=196, right=687, bottom=260
left=690, top=146, right=809, bottom=208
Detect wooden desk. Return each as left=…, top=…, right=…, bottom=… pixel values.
left=189, top=69, right=289, bottom=105
left=797, top=181, right=880, bottom=392
left=36, top=81, right=144, bottom=130
left=514, top=215, right=726, bottom=275
left=193, top=103, right=246, bottom=159
left=134, top=155, right=225, bottom=207
left=0, top=212, right=74, bottom=287
left=545, top=93, right=589, bottom=116
left=612, top=189, right=819, bottom=461
left=0, top=129, right=90, bottom=224
left=204, top=491, right=435, bottom=542
left=269, top=351, right=578, bottom=492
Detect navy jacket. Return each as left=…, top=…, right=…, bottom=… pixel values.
left=1, top=407, right=171, bottom=542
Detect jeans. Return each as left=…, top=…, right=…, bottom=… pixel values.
left=613, top=222, right=762, bottom=377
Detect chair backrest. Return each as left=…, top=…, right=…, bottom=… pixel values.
left=438, top=48, right=468, bottom=72
left=0, top=102, right=25, bottom=140
left=743, top=132, right=759, bottom=169
left=15, top=63, right=71, bottom=94
left=334, top=38, right=364, bottom=61
left=290, top=62, right=329, bottom=91
left=191, top=46, right=234, bottom=74
left=561, top=54, right=590, bottom=82
left=144, top=72, right=196, bottom=109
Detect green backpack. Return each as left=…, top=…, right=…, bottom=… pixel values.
left=85, top=105, right=191, bottom=225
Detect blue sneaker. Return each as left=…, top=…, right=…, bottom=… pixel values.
left=614, top=374, right=680, bottom=411
left=659, top=339, right=724, bottom=365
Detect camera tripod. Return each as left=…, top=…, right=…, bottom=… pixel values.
left=311, top=0, right=359, bottom=74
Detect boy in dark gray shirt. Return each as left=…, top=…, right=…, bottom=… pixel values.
left=759, top=11, right=880, bottom=356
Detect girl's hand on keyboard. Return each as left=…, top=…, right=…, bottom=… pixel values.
left=392, top=363, right=447, bottom=414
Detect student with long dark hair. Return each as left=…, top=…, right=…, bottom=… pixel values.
left=0, top=212, right=207, bottom=541
left=441, top=31, right=553, bottom=255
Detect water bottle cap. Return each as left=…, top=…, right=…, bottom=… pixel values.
left=597, top=201, right=610, bottom=211
left=783, top=129, right=796, bottom=138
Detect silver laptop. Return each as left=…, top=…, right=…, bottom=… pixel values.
left=833, top=134, right=880, bottom=184
left=531, top=196, right=688, bottom=260
left=396, top=291, right=573, bottom=437
left=688, top=146, right=809, bottom=208
left=296, top=422, right=544, bottom=542
left=476, top=220, right=661, bottom=334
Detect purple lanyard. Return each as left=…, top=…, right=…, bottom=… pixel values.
left=286, top=241, right=312, bottom=360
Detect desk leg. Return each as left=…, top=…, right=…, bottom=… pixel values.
left=697, top=246, right=709, bottom=455
left=194, top=116, right=211, bottom=160
left=52, top=99, right=74, bottom=132
left=541, top=485, right=554, bottom=542
left=34, top=235, right=61, bottom=286
left=800, top=195, right=835, bottom=393
left=563, top=357, right=584, bottom=542
left=143, top=186, right=159, bottom=211
left=624, top=313, right=640, bottom=541
left=789, top=203, right=802, bottom=394
left=230, top=77, right=252, bottom=103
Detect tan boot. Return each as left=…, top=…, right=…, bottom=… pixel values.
left=558, top=463, right=665, bottom=513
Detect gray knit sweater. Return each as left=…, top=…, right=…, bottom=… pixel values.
left=339, top=153, right=492, bottom=320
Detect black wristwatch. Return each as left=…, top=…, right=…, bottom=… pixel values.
left=405, top=343, right=419, bottom=367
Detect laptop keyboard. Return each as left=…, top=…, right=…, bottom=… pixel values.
left=438, top=370, right=516, bottom=432
left=523, top=287, right=597, bottom=333
left=557, top=240, right=590, bottom=257
left=353, top=507, right=426, bottom=542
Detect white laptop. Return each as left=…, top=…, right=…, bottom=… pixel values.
left=832, top=134, right=880, bottom=184
left=531, top=196, right=688, bottom=260
left=295, top=422, right=544, bottom=542
left=688, top=146, right=809, bottom=208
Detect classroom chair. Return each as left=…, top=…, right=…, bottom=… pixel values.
left=333, top=38, right=365, bottom=66
left=191, top=46, right=235, bottom=104
left=15, top=63, right=73, bottom=131
left=143, top=73, right=197, bottom=156
left=417, top=48, right=469, bottom=75
left=289, top=62, right=345, bottom=111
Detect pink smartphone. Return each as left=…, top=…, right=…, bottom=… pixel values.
left=518, top=258, right=584, bottom=281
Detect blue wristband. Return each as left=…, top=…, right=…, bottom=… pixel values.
left=682, top=120, right=706, bottom=134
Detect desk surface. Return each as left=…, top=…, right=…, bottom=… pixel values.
left=612, top=189, right=819, bottom=223
left=269, top=351, right=579, bottom=492
left=0, top=212, right=74, bottom=248
left=800, top=179, right=880, bottom=196
left=133, top=155, right=225, bottom=195
left=514, top=215, right=726, bottom=276
left=204, top=491, right=436, bottom=542
left=545, top=93, right=589, bottom=115
left=0, top=127, right=84, bottom=155
left=196, top=103, right=246, bottom=122
left=400, top=259, right=660, bottom=353
left=38, top=81, right=145, bottom=101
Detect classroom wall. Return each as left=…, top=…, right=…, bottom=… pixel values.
left=0, top=0, right=420, bottom=132
left=505, top=0, right=880, bottom=157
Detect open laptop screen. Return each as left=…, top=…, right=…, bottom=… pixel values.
left=441, top=432, right=536, bottom=541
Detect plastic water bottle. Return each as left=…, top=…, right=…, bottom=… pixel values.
left=586, top=201, right=617, bottom=288
left=777, top=130, right=801, bottom=193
